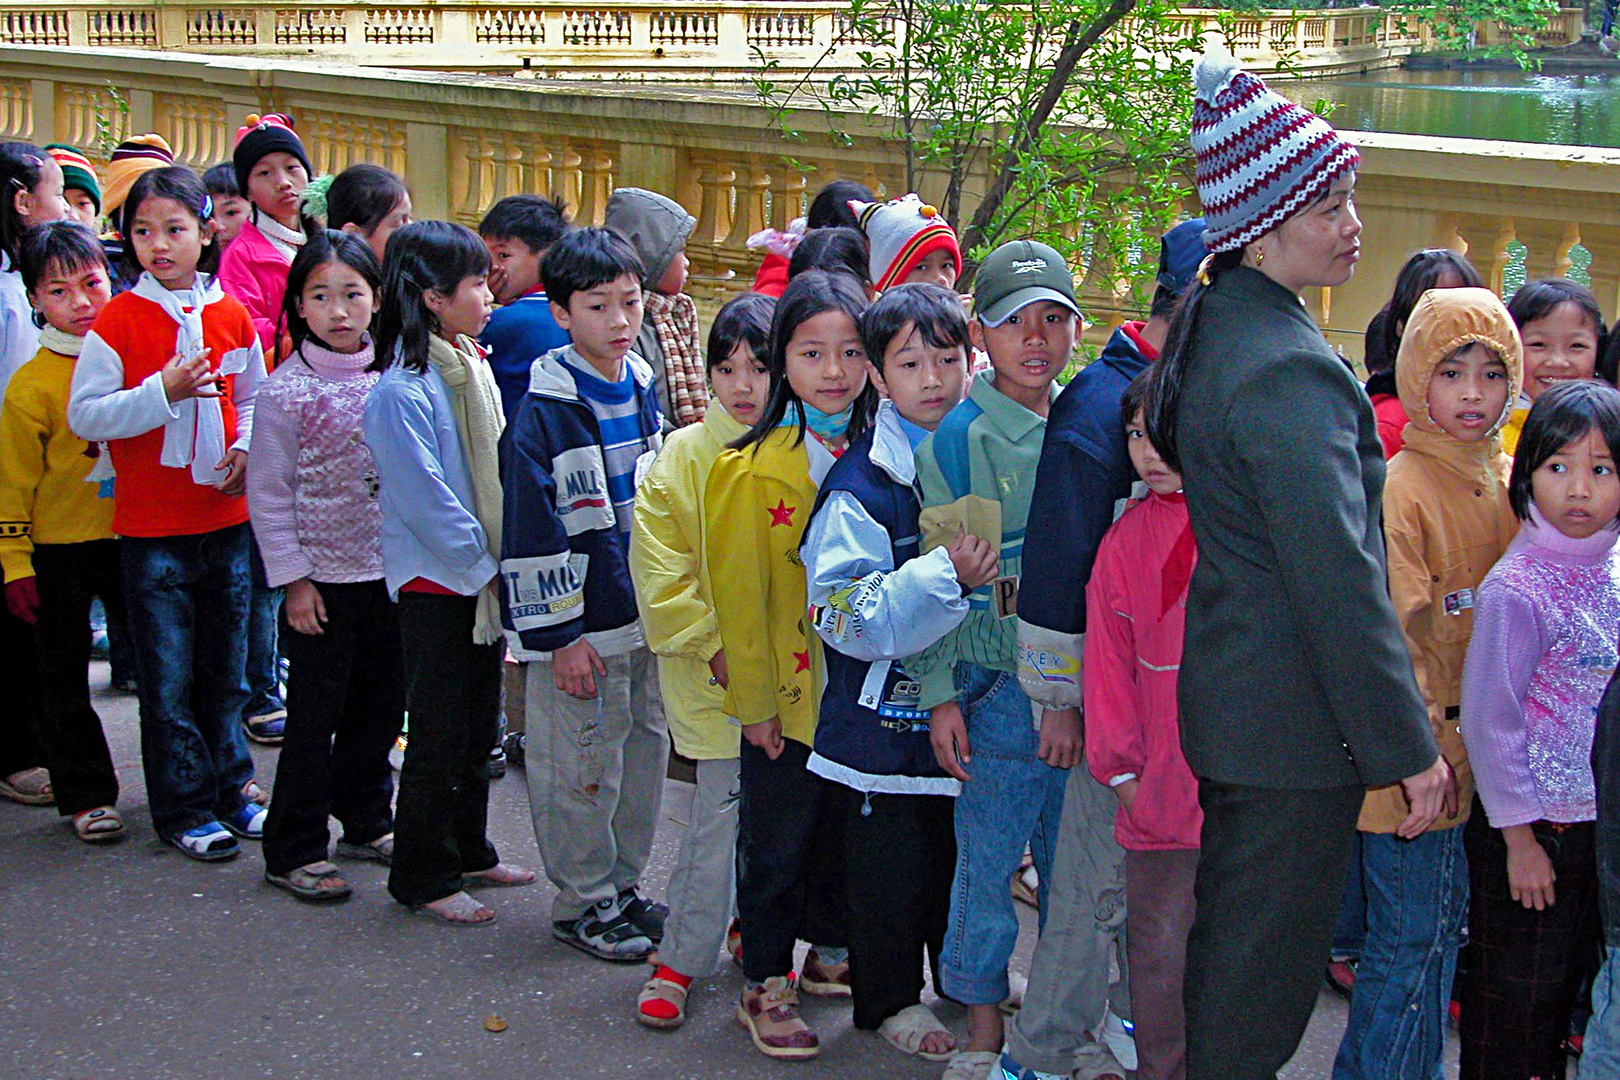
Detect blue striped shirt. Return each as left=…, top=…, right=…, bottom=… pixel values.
left=560, top=357, right=653, bottom=546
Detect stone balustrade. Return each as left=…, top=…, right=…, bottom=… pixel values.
left=1, top=43, right=1616, bottom=364
left=0, top=2, right=1584, bottom=78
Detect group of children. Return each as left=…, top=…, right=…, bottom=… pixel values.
left=4, top=97, right=1620, bottom=1080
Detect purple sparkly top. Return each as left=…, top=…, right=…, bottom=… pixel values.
left=1461, top=506, right=1620, bottom=828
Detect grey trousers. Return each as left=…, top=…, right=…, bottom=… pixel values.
left=659, top=756, right=741, bottom=977
left=524, top=647, right=668, bottom=921
left=1005, top=757, right=1131, bottom=1076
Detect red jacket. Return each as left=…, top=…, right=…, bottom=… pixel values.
left=1084, top=491, right=1202, bottom=850
left=751, top=252, right=789, bottom=299
left=1372, top=391, right=1406, bottom=460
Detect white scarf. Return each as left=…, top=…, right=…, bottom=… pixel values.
left=134, top=272, right=246, bottom=486
left=254, top=210, right=306, bottom=265
left=39, top=324, right=115, bottom=484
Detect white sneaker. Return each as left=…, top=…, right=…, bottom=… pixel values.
left=1097, top=1009, right=1137, bottom=1072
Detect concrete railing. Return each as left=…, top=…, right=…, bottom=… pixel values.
left=0, top=3, right=1585, bottom=78
left=1, top=44, right=1616, bottom=362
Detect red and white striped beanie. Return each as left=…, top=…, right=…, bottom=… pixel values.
left=1191, top=47, right=1360, bottom=253
left=851, top=194, right=962, bottom=291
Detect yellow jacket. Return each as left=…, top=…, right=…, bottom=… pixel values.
left=705, top=427, right=835, bottom=748
left=0, top=344, right=116, bottom=581
left=1500, top=399, right=1529, bottom=456
left=630, top=406, right=747, bottom=760
left=1362, top=287, right=1522, bottom=834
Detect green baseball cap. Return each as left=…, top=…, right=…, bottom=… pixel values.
left=973, top=239, right=1081, bottom=327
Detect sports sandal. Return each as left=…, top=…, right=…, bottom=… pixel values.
left=553, top=895, right=655, bottom=962
left=336, top=832, right=393, bottom=865
left=878, top=1003, right=957, bottom=1061
left=72, top=806, right=124, bottom=843
left=220, top=802, right=267, bottom=839
left=636, top=969, right=691, bottom=1029
left=266, top=861, right=352, bottom=903
left=414, top=890, right=495, bottom=927
left=462, top=863, right=535, bottom=888
left=942, top=1049, right=1001, bottom=1080
left=799, top=948, right=852, bottom=997
left=619, top=887, right=668, bottom=943
left=736, top=975, right=818, bottom=1060
left=0, top=767, right=54, bottom=806
left=166, top=821, right=239, bottom=862
left=243, top=710, right=286, bottom=745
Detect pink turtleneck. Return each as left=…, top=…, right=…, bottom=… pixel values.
left=1460, top=505, right=1620, bottom=828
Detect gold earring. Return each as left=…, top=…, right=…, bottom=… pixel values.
left=1254, top=247, right=1266, bottom=266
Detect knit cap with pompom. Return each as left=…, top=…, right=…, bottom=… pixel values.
left=851, top=193, right=962, bottom=291
left=232, top=112, right=311, bottom=196
left=1190, top=45, right=1360, bottom=253
left=45, top=144, right=99, bottom=211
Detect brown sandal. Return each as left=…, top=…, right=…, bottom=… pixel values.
left=462, top=862, right=536, bottom=888
left=414, top=890, right=495, bottom=926
left=0, top=767, right=53, bottom=806
left=266, top=861, right=352, bottom=903
left=72, top=806, right=124, bottom=843
left=636, top=974, right=689, bottom=1029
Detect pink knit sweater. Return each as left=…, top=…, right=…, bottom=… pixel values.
left=245, top=337, right=383, bottom=587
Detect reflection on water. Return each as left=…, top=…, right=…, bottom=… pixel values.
left=1274, top=68, right=1620, bottom=147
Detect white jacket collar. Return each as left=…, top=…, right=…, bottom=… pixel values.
left=868, top=399, right=917, bottom=486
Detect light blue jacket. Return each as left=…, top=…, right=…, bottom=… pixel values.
left=362, top=363, right=499, bottom=599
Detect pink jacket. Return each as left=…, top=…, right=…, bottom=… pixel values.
left=1084, top=491, right=1202, bottom=851
left=218, top=219, right=289, bottom=358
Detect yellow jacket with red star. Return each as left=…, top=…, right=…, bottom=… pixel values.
left=705, top=426, right=837, bottom=748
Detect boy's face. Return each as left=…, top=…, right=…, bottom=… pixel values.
left=30, top=257, right=111, bottom=337
left=710, top=339, right=769, bottom=427
left=870, top=322, right=967, bottom=431
left=1126, top=408, right=1181, bottom=496
left=902, top=248, right=958, bottom=291
left=654, top=249, right=689, bottom=297
left=969, top=300, right=1076, bottom=397
left=63, top=188, right=98, bottom=229
left=212, top=195, right=250, bottom=245
left=552, top=272, right=644, bottom=373
left=484, top=236, right=544, bottom=305
left=1426, top=342, right=1510, bottom=444
left=245, top=151, right=309, bottom=227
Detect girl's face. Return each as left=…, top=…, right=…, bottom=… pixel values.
left=297, top=258, right=379, bottom=355
left=902, top=248, right=959, bottom=291
left=15, top=159, right=68, bottom=229
left=1126, top=408, right=1183, bottom=496
left=212, top=194, right=251, bottom=245
left=1251, top=174, right=1362, bottom=295
left=62, top=188, right=98, bottom=229
left=246, top=151, right=310, bottom=228
left=427, top=272, right=494, bottom=341
left=783, top=308, right=868, bottom=416
left=1520, top=301, right=1598, bottom=400
left=129, top=195, right=209, bottom=290
left=1532, top=426, right=1620, bottom=540
left=356, top=193, right=412, bottom=265
left=710, top=339, right=769, bottom=426
left=29, top=256, right=111, bottom=337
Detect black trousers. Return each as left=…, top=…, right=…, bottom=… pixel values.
left=263, top=580, right=405, bottom=876
left=736, top=738, right=848, bottom=983
left=0, top=568, right=42, bottom=779
left=31, top=541, right=122, bottom=814
left=386, top=592, right=501, bottom=907
left=1184, top=779, right=1364, bottom=1080
left=1460, top=802, right=1599, bottom=1080
left=830, top=784, right=955, bottom=1030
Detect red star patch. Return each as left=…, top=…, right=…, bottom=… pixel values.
left=793, top=650, right=811, bottom=673
left=768, top=499, right=796, bottom=527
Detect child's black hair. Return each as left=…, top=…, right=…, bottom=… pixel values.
left=120, top=166, right=221, bottom=280
left=1509, top=378, right=1620, bottom=522
left=324, top=164, right=410, bottom=236
left=478, top=193, right=571, bottom=253
left=540, top=226, right=644, bottom=312
left=1376, top=249, right=1484, bottom=375
left=1120, top=365, right=1157, bottom=436
left=371, top=220, right=491, bottom=375
left=860, top=282, right=968, bottom=374
left=807, top=180, right=875, bottom=230
left=281, top=227, right=382, bottom=357
left=788, top=227, right=870, bottom=288
left=1364, top=307, right=1394, bottom=396
left=707, top=291, right=774, bottom=374
left=1507, top=277, right=1607, bottom=344
left=732, top=269, right=877, bottom=453
left=0, top=142, right=52, bottom=264
left=1142, top=249, right=1244, bottom=474
left=1602, top=328, right=1620, bottom=387
left=202, top=161, right=240, bottom=198
left=17, top=219, right=108, bottom=295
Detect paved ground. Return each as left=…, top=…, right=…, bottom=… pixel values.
left=2, top=663, right=1475, bottom=1080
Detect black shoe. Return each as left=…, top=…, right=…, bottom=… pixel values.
left=503, top=731, right=525, bottom=770
left=619, top=888, right=668, bottom=944
left=487, top=743, right=507, bottom=780
left=552, top=896, right=654, bottom=962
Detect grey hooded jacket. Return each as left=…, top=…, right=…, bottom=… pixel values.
left=604, top=187, right=696, bottom=425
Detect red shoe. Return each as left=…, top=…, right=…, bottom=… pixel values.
left=1325, top=959, right=1356, bottom=999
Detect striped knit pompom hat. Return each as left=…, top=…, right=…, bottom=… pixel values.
left=851, top=193, right=962, bottom=291
left=101, top=133, right=175, bottom=219
left=1190, top=46, right=1360, bottom=253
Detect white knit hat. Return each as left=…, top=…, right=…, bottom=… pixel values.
left=850, top=194, right=962, bottom=290
left=1190, top=46, right=1360, bottom=253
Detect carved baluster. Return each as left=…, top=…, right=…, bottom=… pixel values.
left=577, top=142, right=614, bottom=226
left=1581, top=224, right=1620, bottom=323
left=451, top=129, right=484, bottom=226
left=553, top=143, right=583, bottom=218
left=521, top=134, right=553, bottom=198
left=723, top=157, right=769, bottom=252
left=767, top=166, right=805, bottom=230
left=1454, top=213, right=1516, bottom=296
left=1515, top=218, right=1579, bottom=282
left=691, top=153, right=735, bottom=246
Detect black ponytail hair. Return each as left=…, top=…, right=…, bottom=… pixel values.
left=370, top=220, right=491, bottom=375
left=281, top=227, right=382, bottom=356
left=0, top=142, right=52, bottom=265
left=731, top=269, right=877, bottom=453
left=319, top=163, right=410, bottom=238
left=1143, top=248, right=1243, bottom=475
left=120, top=166, right=221, bottom=281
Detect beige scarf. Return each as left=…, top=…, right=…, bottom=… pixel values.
left=643, top=289, right=708, bottom=426
left=426, top=333, right=506, bottom=645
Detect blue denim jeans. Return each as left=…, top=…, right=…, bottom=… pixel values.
left=1332, top=827, right=1468, bottom=1080
left=121, top=524, right=255, bottom=837
left=939, top=663, right=1067, bottom=1005
left=1584, top=944, right=1620, bottom=1075
left=242, top=539, right=285, bottom=719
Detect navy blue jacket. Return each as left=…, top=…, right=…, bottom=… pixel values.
left=1595, top=667, right=1620, bottom=945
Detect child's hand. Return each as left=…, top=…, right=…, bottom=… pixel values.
left=160, top=348, right=220, bottom=403
left=215, top=449, right=248, bottom=496
left=708, top=649, right=729, bottom=689
left=1114, top=778, right=1140, bottom=816
left=554, top=637, right=606, bottom=699
left=947, top=531, right=998, bottom=590
left=1395, top=754, right=1451, bottom=839
left=1503, top=824, right=1557, bottom=910
left=742, top=716, right=784, bottom=759
left=285, top=578, right=327, bottom=636
left=1037, top=706, right=1082, bottom=770
left=930, top=701, right=971, bottom=781
left=4, top=577, right=39, bottom=625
